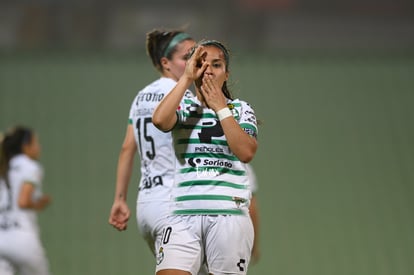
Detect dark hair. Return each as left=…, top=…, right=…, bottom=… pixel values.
left=190, top=40, right=233, bottom=100
left=146, top=29, right=193, bottom=73
left=0, top=126, right=33, bottom=188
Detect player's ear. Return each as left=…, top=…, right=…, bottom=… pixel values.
left=161, top=57, right=170, bottom=71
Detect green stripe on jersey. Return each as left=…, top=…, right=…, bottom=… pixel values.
left=184, top=98, right=241, bottom=107
left=128, top=118, right=133, bottom=124
left=183, top=98, right=195, bottom=104
left=228, top=102, right=241, bottom=107
left=173, top=209, right=245, bottom=215
left=180, top=153, right=239, bottom=161
left=176, top=194, right=233, bottom=201
left=177, top=180, right=248, bottom=189
left=177, top=138, right=228, bottom=146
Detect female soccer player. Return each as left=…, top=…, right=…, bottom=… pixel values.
left=0, top=126, right=51, bottom=275
left=108, top=29, right=196, bottom=255
left=152, top=40, right=258, bottom=275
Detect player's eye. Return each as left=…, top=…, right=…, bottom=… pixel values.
left=212, top=62, right=222, bottom=68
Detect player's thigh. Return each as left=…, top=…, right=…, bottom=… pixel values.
left=204, top=215, right=254, bottom=275
left=0, top=231, right=49, bottom=275
left=18, top=235, right=50, bottom=275
left=137, top=201, right=170, bottom=255
left=156, top=215, right=203, bottom=275
left=0, top=258, right=15, bottom=275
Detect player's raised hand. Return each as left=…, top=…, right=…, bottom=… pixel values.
left=185, top=45, right=208, bottom=81
left=200, top=73, right=227, bottom=112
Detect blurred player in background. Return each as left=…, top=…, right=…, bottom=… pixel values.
left=108, top=27, right=197, bottom=255
left=0, top=126, right=52, bottom=275
left=246, top=164, right=260, bottom=264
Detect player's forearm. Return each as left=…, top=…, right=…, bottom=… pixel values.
left=19, top=194, right=50, bottom=210
left=114, top=147, right=135, bottom=201
left=220, top=118, right=257, bottom=162
left=153, top=76, right=192, bottom=131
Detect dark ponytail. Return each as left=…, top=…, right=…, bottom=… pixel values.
left=146, top=29, right=192, bottom=73
left=0, top=126, right=33, bottom=188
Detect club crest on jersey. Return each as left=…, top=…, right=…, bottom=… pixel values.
left=227, top=103, right=239, bottom=120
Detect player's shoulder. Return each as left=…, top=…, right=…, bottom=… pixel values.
left=138, top=78, right=178, bottom=97
left=148, top=77, right=177, bottom=92
left=228, top=98, right=255, bottom=112
left=229, top=98, right=249, bottom=105
left=11, top=154, right=41, bottom=172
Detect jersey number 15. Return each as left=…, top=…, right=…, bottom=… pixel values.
left=136, top=117, right=156, bottom=160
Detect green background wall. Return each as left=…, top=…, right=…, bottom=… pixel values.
left=1, top=51, right=413, bottom=275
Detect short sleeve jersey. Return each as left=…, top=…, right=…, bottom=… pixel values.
left=129, top=77, right=192, bottom=202
left=0, top=154, right=43, bottom=233
left=171, top=94, right=258, bottom=215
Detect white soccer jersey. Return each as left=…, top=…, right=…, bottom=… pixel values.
left=0, top=155, right=50, bottom=275
left=171, top=94, right=258, bottom=215
left=129, top=77, right=192, bottom=203
left=0, top=154, right=43, bottom=234
left=245, top=163, right=258, bottom=194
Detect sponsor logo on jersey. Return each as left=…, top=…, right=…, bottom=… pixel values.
left=134, top=108, right=154, bottom=116
left=188, top=157, right=233, bottom=177
left=188, top=157, right=202, bottom=167
left=197, top=167, right=220, bottom=177
left=194, top=146, right=224, bottom=153
left=202, top=159, right=233, bottom=168
left=188, top=157, right=233, bottom=168
left=198, top=119, right=224, bottom=143
left=227, top=103, right=240, bottom=120
left=139, top=175, right=163, bottom=190
left=243, top=128, right=257, bottom=138
left=0, top=218, right=20, bottom=230
left=237, top=259, right=246, bottom=271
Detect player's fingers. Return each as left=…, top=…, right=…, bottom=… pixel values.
left=193, top=45, right=204, bottom=58
left=201, top=82, right=211, bottom=98
left=199, top=60, right=208, bottom=72
left=109, top=219, right=127, bottom=231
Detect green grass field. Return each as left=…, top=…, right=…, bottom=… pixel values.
left=1, top=51, right=414, bottom=275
